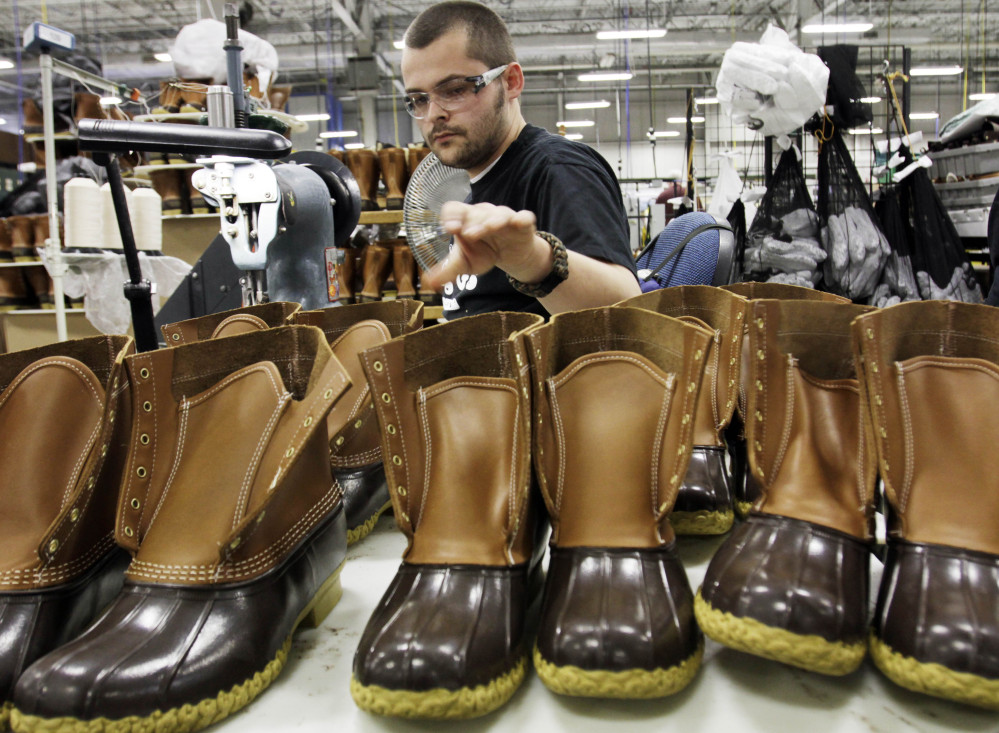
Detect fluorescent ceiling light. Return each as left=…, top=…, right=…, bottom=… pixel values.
left=393, top=40, right=405, bottom=50
left=565, top=100, right=610, bottom=110
left=801, top=22, right=873, bottom=34
left=909, top=112, right=939, bottom=120
left=652, top=130, right=680, bottom=138
left=344, top=142, right=365, bottom=149
left=0, top=118, right=6, bottom=125
left=153, top=52, right=172, bottom=63
left=694, top=96, right=719, bottom=105
left=556, top=120, right=595, bottom=128
left=909, top=65, right=963, bottom=76
left=848, top=127, right=884, bottom=135
left=319, top=130, right=358, bottom=138
left=99, top=96, right=122, bottom=105
left=667, top=116, right=705, bottom=123
left=596, top=29, right=666, bottom=40
left=0, top=59, right=14, bottom=70
left=970, top=92, right=997, bottom=101
left=859, top=96, right=882, bottom=104
left=296, top=113, right=331, bottom=122
left=565, top=133, right=584, bottom=140
left=578, top=71, right=633, bottom=82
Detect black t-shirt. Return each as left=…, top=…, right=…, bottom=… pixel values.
left=442, top=124, right=635, bottom=318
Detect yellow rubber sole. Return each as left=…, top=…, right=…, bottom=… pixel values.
left=670, top=510, right=734, bottom=536
left=735, top=500, right=753, bottom=517
left=870, top=632, right=999, bottom=710
left=2, top=700, right=11, bottom=731
left=346, top=500, right=392, bottom=546
left=694, top=592, right=865, bottom=676
left=350, top=655, right=527, bottom=719
left=533, top=642, right=703, bottom=699
left=10, top=563, right=344, bottom=733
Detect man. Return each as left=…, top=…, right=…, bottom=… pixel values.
left=401, top=0, right=640, bottom=317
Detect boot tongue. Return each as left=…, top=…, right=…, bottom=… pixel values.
left=131, top=361, right=292, bottom=574
left=0, top=357, right=104, bottom=573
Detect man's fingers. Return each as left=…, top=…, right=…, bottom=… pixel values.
left=423, top=240, right=474, bottom=290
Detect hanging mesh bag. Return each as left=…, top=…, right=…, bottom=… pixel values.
left=898, top=146, right=984, bottom=302
left=870, top=183, right=920, bottom=307
left=744, top=146, right=825, bottom=288
left=816, top=130, right=889, bottom=300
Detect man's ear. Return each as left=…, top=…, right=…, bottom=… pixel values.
left=505, top=62, right=525, bottom=100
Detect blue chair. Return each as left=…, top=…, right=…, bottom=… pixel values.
left=636, top=212, right=738, bottom=290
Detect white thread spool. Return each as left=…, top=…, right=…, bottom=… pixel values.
left=64, top=177, right=102, bottom=250
left=99, top=182, right=135, bottom=251
left=132, top=187, right=163, bottom=253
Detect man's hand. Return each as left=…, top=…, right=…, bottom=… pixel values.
left=422, top=201, right=554, bottom=290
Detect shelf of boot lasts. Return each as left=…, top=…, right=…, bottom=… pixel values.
left=170, top=517, right=991, bottom=733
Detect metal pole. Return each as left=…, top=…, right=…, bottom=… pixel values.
left=39, top=52, right=68, bottom=342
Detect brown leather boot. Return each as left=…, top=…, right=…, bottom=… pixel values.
left=160, top=301, right=303, bottom=345
left=377, top=147, right=408, bottom=210
left=407, top=144, right=431, bottom=176
left=22, top=98, right=45, bottom=134
left=352, top=312, right=545, bottom=719
left=856, top=301, right=999, bottom=709
left=344, top=148, right=380, bottom=211
left=7, top=216, right=34, bottom=262
left=73, top=92, right=104, bottom=124
left=23, top=266, right=54, bottom=309
left=359, top=241, right=393, bottom=302
left=147, top=167, right=185, bottom=214
left=178, top=78, right=209, bottom=113
left=0, top=263, right=30, bottom=311
left=293, top=300, right=424, bottom=544
left=0, top=219, right=12, bottom=262
left=525, top=307, right=711, bottom=698
left=696, top=298, right=877, bottom=676
left=417, top=266, right=442, bottom=306
left=327, top=148, right=345, bottom=164
left=268, top=85, right=292, bottom=111
left=621, top=285, right=749, bottom=535
left=720, top=282, right=851, bottom=517
left=388, top=238, right=417, bottom=299
left=0, top=335, right=135, bottom=728
left=152, top=79, right=182, bottom=114
left=13, top=326, right=353, bottom=731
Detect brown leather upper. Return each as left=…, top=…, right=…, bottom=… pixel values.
left=621, top=286, right=749, bottom=448
left=118, top=326, right=351, bottom=585
left=293, top=299, right=424, bottom=470
left=854, top=301, right=999, bottom=555
left=748, top=299, right=876, bottom=539
left=524, top=307, right=712, bottom=548
left=160, top=301, right=302, bottom=345
left=361, top=311, right=543, bottom=566
left=0, top=336, right=134, bottom=591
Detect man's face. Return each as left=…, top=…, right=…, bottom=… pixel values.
left=401, top=29, right=510, bottom=171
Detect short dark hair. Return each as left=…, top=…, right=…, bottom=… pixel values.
left=404, top=1, right=517, bottom=69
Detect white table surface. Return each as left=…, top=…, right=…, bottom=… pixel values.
left=204, top=515, right=997, bottom=733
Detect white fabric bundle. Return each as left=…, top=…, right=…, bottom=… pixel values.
left=716, top=26, right=830, bottom=137
left=744, top=205, right=825, bottom=282
left=169, top=19, right=279, bottom=93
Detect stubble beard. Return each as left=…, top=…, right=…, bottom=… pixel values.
left=426, top=88, right=508, bottom=170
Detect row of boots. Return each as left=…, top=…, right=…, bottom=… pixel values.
left=0, top=299, right=423, bottom=733
left=0, top=217, right=60, bottom=311
left=335, top=236, right=437, bottom=305
left=1, top=292, right=996, bottom=733
left=331, top=145, right=430, bottom=212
